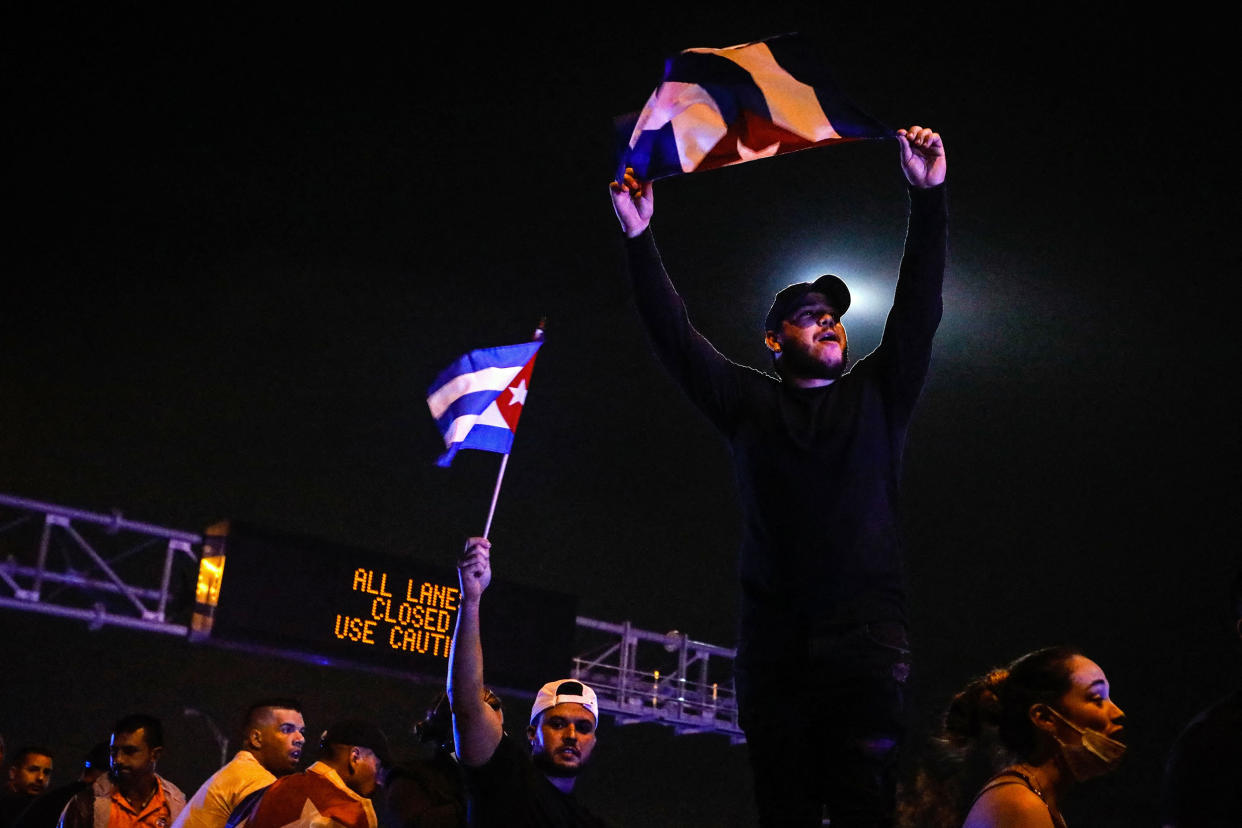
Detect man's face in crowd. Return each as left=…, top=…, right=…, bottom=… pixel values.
left=9, top=753, right=53, bottom=796
left=527, top=702, right=596, bottom=777
left=109, top=729, right=160, bottom=787
left=346, top=747, right=382, bottom=798
left=250, top=708, right=306, bottom=775
left=766, top=291, right=847, bottom=380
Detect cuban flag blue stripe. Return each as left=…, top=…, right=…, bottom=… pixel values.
left=617, top=116, right=676, bottom=182
left=437, top=423, right=515, bottom=468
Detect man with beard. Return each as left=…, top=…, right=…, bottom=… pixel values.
left=59, top=715, right=186, bottom=828
left=448, top=538, right=609, bottom=828
left=1, top=747, right=54, bottom=828
left=610, top=125, right=948, bottom=826
left=172, top=700, right=306, bottom=828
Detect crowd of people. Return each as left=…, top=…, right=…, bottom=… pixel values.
left=2, top=125, right=1239, bottom=827
left=1, top=562, right=1237, bottom=828
left=0, top=704, right=423, bottom=828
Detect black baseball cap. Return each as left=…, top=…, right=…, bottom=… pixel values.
left=765, top=274, right=851, bottom=331
left=320, top=720, right=393, bottom=766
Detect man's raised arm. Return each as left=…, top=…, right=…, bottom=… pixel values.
left=447, top=537, right=504, bottom=767
left=608, top=166, right=747, bottom=433
left=868, top=124, right=948, bottom=409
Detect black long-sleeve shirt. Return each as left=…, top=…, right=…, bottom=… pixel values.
left=624, top=184, right=947, bottom=664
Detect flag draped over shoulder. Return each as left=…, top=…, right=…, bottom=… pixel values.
left=615, top=33, right=893, bottom=182
left=426, top=340, right=542, bottom=467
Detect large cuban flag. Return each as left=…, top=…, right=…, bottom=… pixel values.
left=615, top=33, right=893, bottom=182
left=427, top=340, right=542, bottom=468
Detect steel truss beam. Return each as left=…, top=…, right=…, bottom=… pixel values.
left=0, top=493, right=200, bottom=635
left=572, top=616, right=742, bottom=741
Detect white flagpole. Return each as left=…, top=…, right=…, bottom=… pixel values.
left=481, top=319, right=545, bottom=538
left=482, top=453, right=509, bottom=538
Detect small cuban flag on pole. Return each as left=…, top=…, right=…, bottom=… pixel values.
left=426, top=320, right=545, bottom=536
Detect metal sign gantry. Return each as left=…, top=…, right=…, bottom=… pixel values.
left=572, top=617, right=742, bottom=741
left=0, top=492, right=199, bottom=635
left=0, top=492, right=742, bottom=740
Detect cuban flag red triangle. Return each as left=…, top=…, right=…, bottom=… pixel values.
left=495, top=352, right=537, bottom=432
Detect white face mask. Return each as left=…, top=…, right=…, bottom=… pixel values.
left=1047, top=706, right=1126, bottom=781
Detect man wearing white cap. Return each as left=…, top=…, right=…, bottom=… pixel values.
left=447, top=538, right=610, bottom=827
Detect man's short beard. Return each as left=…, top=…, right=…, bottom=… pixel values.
left=531, top=750, right=583, bottom=778
left=108, top=768, right=145, bottom=794
left=776, top=346, right=846, bottom=381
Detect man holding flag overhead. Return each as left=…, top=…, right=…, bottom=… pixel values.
left=609, top=38, right=947, bottom=826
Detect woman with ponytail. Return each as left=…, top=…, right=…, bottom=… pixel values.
left=900, top=646, right=1126, bottom=827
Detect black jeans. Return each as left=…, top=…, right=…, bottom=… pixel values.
left=736, top=622, right=911, bottom=828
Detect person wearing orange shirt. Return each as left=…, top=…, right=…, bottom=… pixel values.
left=58, top=715, right=185, bottom=828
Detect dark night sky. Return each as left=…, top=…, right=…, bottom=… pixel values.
left=2, top=6, right=1239, bottom=826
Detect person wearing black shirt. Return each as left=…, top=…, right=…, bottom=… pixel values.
left=447, top=538, right=611, bottom=828
left=11, top=744, right=107, bottom=828
left=610, top=125, right=947, bottom=827
left=1, top=747, right=54, bottom=828
left=1159, top=569, right=1242, bottom=828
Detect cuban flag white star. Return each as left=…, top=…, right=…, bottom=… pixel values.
left=506, top=378, right=528, bottom=407
left=287, top=797, right=336, bottom=828
left=736, top=138, right=781, bottom=161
